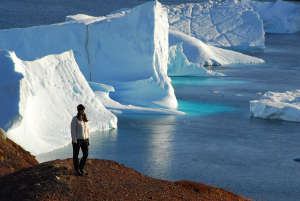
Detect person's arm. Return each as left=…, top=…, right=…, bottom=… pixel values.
left=71, top=118, right=77, bottom=143
left=87, top=122, right=90, bottom=139
left=86, top=122, right=90, bottom=146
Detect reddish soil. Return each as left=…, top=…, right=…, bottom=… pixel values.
left=0, top=129, right=38, bottom=176
left=0, top=159, right=251, bottom=201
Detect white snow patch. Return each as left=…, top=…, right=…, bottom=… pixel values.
left=167, top=0, right=265, bottom=49
left=250, top=90, right=300, bottom=122
left=0, top=50, right=117, bottom=155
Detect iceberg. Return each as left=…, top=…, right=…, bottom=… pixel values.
left=86, top=1, right=177, bottom=109
left=0, top=1, right=177, bottom=109
left=249, top=0, right=300, bottom=33
left=168, top=43, right=221, bottom=77
left=250, top=90, right=300, bottom=122
left=0, top=22, right=90, bottom=77
left=0, top=50, right=117, bottom=155
left=167, top=0, right=265, bottom=49
left=168, top=30, right=264, bottom=76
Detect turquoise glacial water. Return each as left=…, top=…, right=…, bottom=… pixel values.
left=171, top=76, right=247, bottom=86
left=177, top=100, right=236, bottom=116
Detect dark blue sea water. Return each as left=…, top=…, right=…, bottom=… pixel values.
left=38, top=33, right=300, bottom=201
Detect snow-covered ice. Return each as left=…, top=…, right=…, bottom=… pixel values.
left=0, top=22, right=90, bottom=78
left=167, top=0, right=265, bottom=49
left=249, top=0, right=300, bottom=33
left=168, top=30, right=264, bottom=76
left=86, top=1, right=177, bottom=109
left=250, top=90, right=300, bottom=122
left=0, top=50, right=117, bottom=155
left=0, top=1, right=178, bottom=109
left=168, top=43, right=221, bottom=77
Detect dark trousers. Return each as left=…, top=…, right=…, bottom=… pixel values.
left=72, top=139, right=89, bottom=171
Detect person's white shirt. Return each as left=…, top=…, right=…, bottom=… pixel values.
left=71, top=116, right=90, bottom=143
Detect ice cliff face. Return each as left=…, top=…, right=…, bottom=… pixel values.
left=0, top=22, right=89, bottom=77
left=249, top=0, right=300, bottom=33
left=0, top=50, right=117, bottom=155
left=86, top=2, right=177, bottom=108
left=0, top=1, right=177, bottom=109
left=167, top=0, right=265, bottom=49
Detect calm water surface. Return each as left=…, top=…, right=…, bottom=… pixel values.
left=38, top=33, right=300, bottom=201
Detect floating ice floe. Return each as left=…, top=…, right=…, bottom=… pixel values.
left=0, top=50, right=117, bottom=155
left=249, top=0, right=300, bottom=33
left=250, top=90, right=300, bottom=122
left=167, top=0, right=265, bottom=49
left=168, top=30, right=264, bottom=76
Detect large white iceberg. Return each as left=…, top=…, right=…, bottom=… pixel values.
left=0, top=50, right=117, bottom=155
left=249, top=0, right=300, bottom=33
left=250, top=90, right=300, bottom=122
left=167, top=0, right=265, bottom=49
left=86, top=2, right=177, bottom=109
left=0, top=1, right=177, bottom=109
left=168, top=30, right=264, bottom=76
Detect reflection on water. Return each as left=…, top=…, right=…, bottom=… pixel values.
left=145, top=115, right=175, bottom=177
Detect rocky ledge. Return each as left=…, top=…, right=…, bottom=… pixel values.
left=0, top=159, right=250, bottom=201
left=0, top=128, right=38, bottom=177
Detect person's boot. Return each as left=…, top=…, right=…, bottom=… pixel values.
left=79, top=169, right=88, bottom=176
left=75, top=169, right=83, bottom=176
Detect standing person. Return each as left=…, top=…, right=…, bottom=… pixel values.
left=71, top=104, right=90, bottom=176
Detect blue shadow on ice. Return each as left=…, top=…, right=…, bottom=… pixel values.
left=178, top=100, right=236, bottom=116
left=171, top=76, right=247, bottom=86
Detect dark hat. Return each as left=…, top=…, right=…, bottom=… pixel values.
left=77, top=104, right=85, bottom=111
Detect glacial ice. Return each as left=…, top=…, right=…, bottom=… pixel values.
left=167, top=0, right=265, bottom=49
left=249, top=0, right=300, bottom=33
left=0, top=50, right=117, bottom=155
left=86, top=1, right=177, bottom=109
left=168, top=30, right=264, bottom=76
left=0, top=1, right=177, bottom=109
left=250, top=90, right=300, bottom=122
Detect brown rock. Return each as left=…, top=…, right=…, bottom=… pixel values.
left=0, top=159, right=250, bottom=201
left=0, top=128, right=38, bottom=177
